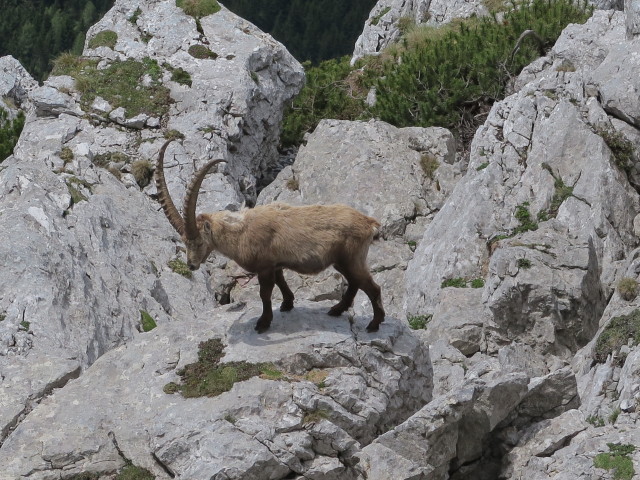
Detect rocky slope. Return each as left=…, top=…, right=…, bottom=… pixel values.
left=1, top=1, right=640, bottom=479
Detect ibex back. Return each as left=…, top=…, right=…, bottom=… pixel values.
left=155, top=139, right=385, bottom=333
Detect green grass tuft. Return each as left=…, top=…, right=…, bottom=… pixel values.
left=168, top=258, right=192, bottom=278
left=407, top=314, right=431, bottom=330
left=594, top=443, right=636, bottom=480
left=88, top=30, right=118, bottom=49
left=176, top=0, right=221, bottom=18
left=441, top=277, right=467, bottom=288
left=167, top=338, right=283, bottom=398
left=595, top=309, right=640, bottom=364
left=140, top=310, right=157, bottom=332
left=188, top=44, right=218, bottom=59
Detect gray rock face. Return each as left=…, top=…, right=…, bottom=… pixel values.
left=0, top=0, right=302, bottom=453
left=404, top=10, right=639, bottom=362
left=0, top=305, right=432, bottom=479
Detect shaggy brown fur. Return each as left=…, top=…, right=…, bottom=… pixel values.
left=156, top=139, right=385, bottom=333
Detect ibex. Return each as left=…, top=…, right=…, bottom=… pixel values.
left=155, top=139, right=385, bottom=333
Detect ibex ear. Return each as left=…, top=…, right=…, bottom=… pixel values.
left=203, top=220, right=212, bottom=234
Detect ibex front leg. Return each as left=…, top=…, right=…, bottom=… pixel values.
left=255, top=270, right=275, bottom=333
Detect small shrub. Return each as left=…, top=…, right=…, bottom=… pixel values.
left=88, top=30, right=118, bottom=49
left=618, top=277, right=639, bottom=301
left=594, top=309, right=640, bottom=364
left=586, top=415, right=605, bottom=427
left=168, top=258, right=192, bottom=278
left=593, top=443, right=636, bottom=480
left=140, top=310, right=157, bottom=332
left=441, top=277, right=467, bottom=288
left=176, top=0, right=221, bottom=18
left=59, top=147, right=74, bottom=163
left=131, top=159, right=154, bottom=188
left=420, top=154, right=439, bottom=178
left=517, top=258, right=532, bottom=269
left=407, top=314, right=431, bottom=330
left=188, top=44, right=218, bottom=59
left=470, top=278, right=485, bottom=288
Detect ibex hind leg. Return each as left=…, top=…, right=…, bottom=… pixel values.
left=255, top=271, right=275, bottom=333
left=275, top=269, right=295, bottom=312
left=328, top=263, right=359, bottom=317
left=360, top=274, right=385, bottom=332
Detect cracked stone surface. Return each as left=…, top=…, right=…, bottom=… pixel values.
left=0, top=302, right=432, bottom=479
left=0, top=0, right=302, bottom=452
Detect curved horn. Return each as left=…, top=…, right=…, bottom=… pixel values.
left=155, top=139, right=185, bottom=235
left=183, top=158, right=226, bottom=240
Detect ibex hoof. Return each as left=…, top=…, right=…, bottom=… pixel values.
left=255, top=320, right=271, bottom=333
left=280, top=301, right=294, bottom=312
left=365, top=318, right=384, bottom=332
left=327, top=305, right=344, bottom=317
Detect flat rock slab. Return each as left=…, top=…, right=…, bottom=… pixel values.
left=0, top=301, right=432, bottom=479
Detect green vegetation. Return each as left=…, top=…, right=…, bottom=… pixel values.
left=303, top=409, right=330, bottom=424
left=51, top=55, right=171, bottom=119
left=618, top=277, right=639, bottom=301
left=594, top=309, right=640, bottom=364
left=420, top=154, right=439, bottom=178
left=129, top=7, right=142, bottom=24
left=441, top=277, right=468, bottom=288
left=0, top=0, right=115, bottom=81
left=407, top=314, right=431, bottom=330
left=165, top=338, right=283, bottom=397
left=0, top=109, right=25, bottom=162
left=140, top=310, right=157, bottom=332
left=131, top=159, right=154, bottom=188
left=371, top=7, right=391, bottom=26
left=164, top=129, right=185, bottom=141
left=59, top=147, right=74, bottom=163
left=476, top=162, right=489, bottom=171
left=513, top=202, right=538, bottom=235
left=19, top=320, right=30, bottom=331
left=176, top=0, right=221, bottom=18
left=93, top=151, right=130, bottom=168
left=166, top=65, right=192, bottom=87
left=541, top=163, right=574, bottom=218
left=116, top=465, right=155, bottom=480
left=280, top=56, right=366, bottom=147
left=88, top=29, right=118, bottom=49
left=594, top=443, right=636, bottom=480
left=0, top=312, right=5, bottom=322
left=470, top=278, right=485, bottom=288
left=517, top=258, right=532, bottom=269
left=586, top=414, right=605, bottom=427
left=188, top=44, right=218, bottom=59
left=286, top=177, right=300, bottom=191
left=168, top=258, right=192, bottom=279
left=281, top=0, right=592, bottom=147
left=66, top=177, right=91, bottom=205
left=597, top=127, right=635, bottom=173
left=609, top=407, right=621, bottom=425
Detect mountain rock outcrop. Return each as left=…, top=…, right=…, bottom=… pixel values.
left=2, top=0, right=640, bottom=479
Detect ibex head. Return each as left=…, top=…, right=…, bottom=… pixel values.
left=155, top=139, right=225, bottom=271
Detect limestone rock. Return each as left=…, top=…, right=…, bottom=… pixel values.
left=0, top=304, right=432, bottom=479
